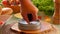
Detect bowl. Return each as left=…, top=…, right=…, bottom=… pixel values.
left=18, top=19, right=41, bottom=31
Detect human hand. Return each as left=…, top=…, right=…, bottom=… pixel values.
left=20, top=0, right=39, bottom=23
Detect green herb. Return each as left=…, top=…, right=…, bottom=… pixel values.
left=0, top=0, right=2, bottom=3
left=32, top=0, right=54, bottom=16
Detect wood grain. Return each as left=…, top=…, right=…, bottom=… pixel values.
left=0, top=23, right=20, bottom=34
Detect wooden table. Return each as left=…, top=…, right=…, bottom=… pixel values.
left=0, top=23, right=20, bottom=34
left=0, top=15, right=60, bottom=34
left=0, top=21, right=58, bottom=34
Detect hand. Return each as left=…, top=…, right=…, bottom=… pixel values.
left=20, top=0, right=38, bottom=23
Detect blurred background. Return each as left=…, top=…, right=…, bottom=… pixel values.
left=0, top=0, right=54, bottom=16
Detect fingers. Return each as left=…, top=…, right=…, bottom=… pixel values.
left=20, top=0, right=39, bottom=23
left=32, top=12, right=38, bottom=21
left=21, top=12, right=29, bottom=23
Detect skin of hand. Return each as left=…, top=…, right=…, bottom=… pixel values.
left=20, top=0, right=39, bottom=23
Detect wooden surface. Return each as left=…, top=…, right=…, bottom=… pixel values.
left=0, top=22, right=58, bottom=34
left=0, top=23, right=20, bottom=34
left=53, top=0, right=60, bottom=24
left=0, top=15, right=60, bottom=34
